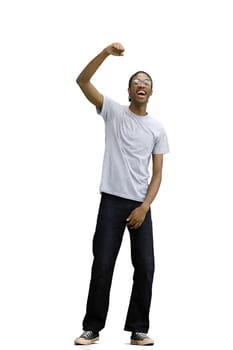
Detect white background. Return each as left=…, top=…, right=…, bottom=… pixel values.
left=1, top=0, right=233, bottom=349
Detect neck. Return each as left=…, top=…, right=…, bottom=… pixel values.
left=129, top=103, right=147, bottom=116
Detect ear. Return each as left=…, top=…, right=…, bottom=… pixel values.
left=128, top=87, right=131, bottom=101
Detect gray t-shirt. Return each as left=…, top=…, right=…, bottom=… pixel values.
left=97, top=96, right=169, bottom=202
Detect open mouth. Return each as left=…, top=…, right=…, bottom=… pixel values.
left=136, top=90, right=146, bottom=96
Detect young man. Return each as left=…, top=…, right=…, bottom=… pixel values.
left=74, top=43, right=169, bottom=346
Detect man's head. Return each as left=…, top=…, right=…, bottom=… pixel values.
left=128, top=71, right=153, bottom=102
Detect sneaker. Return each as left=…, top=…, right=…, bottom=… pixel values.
left=130, top=332, right=154, bottom=346
left=74, top=330, right=99, bottom=345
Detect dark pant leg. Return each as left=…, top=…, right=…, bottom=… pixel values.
left=124, top=209, right=155, bottom=333
left=82, top=194, right=128, bottom=332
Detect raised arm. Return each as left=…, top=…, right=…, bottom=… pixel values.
left=76, top=43, right=125, bottom=109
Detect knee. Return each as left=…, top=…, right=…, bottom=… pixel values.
left=93, top=258, right=115, bottom=276
left=135, top=257, right=155, bottom=278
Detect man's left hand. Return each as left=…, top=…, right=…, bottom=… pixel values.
left=126, top=204, right=149, bottom=230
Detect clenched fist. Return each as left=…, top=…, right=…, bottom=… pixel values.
left=105, top=42, right=125, bottom=56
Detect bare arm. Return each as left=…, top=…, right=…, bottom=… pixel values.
left=127, top=154, right=163, bottom=229
left=142, top=153, right=163, bottom=210
left=76, top=43, right=125, bottom=109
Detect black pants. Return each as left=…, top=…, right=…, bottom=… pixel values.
left=82, top=193, right=155, bottom=333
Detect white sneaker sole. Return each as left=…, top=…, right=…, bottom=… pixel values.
left=74, top=336, right=99, bottom=345
left=130, top=338, right=154, bottom=346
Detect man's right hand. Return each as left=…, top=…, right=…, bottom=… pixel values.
left=106, top=42, right=125, bottom=56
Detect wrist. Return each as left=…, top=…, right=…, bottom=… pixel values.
left=103, top=46, right=111, bottom=56
left=141, top=202, right=150, bottom=213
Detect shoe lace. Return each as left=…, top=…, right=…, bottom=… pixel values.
left=134, top=332, right=148, bottom=339
left=82, top=330, right=94, bottom=338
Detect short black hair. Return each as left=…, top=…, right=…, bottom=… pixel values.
left=128, top=70, right=153, bottom=89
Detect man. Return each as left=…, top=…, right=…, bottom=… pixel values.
left=74, top=43, right=169, bottom=346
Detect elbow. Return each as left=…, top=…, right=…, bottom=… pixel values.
left=76, top=76, right=82, bottom=86
left=152, top=171, right=162, bottom=185
left=158, top=172, right=163, bottom=185
left=76, top=76, right=88, bottom=89
left=76, top=72, right=85, bottom=86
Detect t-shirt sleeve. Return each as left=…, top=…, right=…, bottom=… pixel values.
left=152, top=126, right=170, bottom=154
left=96, top=95, right=121, bottom=122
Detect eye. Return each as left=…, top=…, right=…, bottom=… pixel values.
left=132, top=79, right=140, bottom=85
left=144, top=80, right=151, bottom=86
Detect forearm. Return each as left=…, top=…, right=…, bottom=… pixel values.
left=141, top=173, right=162, bottom=212
left=76, top=48, right=109, bottom=85
left=126, top=173, right=162, bottom=229
left=76, top=43, right=124, bottom=86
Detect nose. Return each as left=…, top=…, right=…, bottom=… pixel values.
left=138, top=80, right=148, bottom=88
